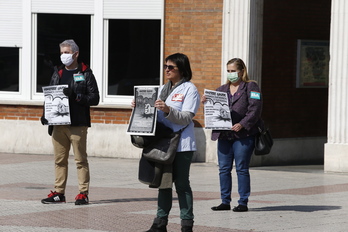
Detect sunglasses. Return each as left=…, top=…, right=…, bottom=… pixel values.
left=163, top=65, right=177, bottom=71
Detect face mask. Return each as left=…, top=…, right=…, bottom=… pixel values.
left=60, top=53, right=74, bottom=66
left=227, top=72, right=240, bottom=83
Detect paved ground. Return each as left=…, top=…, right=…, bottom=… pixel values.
left=0, top=152, right=348, bottom=232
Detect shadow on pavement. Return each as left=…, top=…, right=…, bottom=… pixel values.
left=92, top=197, right=178, bottom=204
left=252, top=205, right=341, bottom=212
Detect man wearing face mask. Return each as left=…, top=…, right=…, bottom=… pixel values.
left=201, top=58, right=263, bottom=212
left=40, top=39, right=100, bottom=205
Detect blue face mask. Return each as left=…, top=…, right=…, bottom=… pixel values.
left=227, top=72, right=240, bottom=83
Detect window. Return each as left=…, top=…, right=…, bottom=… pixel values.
left=0, top=47, right=19, bottom=92
left=36, top=13, right=91, bottom=93
left=108, top=19, right=161, bottom=96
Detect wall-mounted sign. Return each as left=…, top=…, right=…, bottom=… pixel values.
left=296, top=40, right=329, bottom=88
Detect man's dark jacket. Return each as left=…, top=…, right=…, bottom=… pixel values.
left=49, top=62, right=99, bottom=127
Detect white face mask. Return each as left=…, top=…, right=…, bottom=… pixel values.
left=227, top=72, right=240, bottom=83
left=60, top=53, right=74, bottom=66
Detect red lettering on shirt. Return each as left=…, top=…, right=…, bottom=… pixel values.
left=172, top=94, right=184, bottom=102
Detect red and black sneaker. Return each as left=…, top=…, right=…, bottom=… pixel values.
left=75, top=192, right=89, bottom=205
left=41, top=191, right=66, bottom=204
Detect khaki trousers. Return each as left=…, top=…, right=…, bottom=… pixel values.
left=52, top=125, right=89, bottom=194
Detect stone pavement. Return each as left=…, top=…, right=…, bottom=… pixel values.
left=0, top=152, right=348, bottom=232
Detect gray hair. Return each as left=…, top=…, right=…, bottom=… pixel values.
left=59, top=39, right=79, bottom=52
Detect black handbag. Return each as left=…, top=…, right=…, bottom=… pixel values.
left=131, top=122, right=185, bottom=164
left=254, top=127, right=273, bottom=156
left=131, top=122, right=173, bottom=149
left=142, top=130, right=182, bottom=164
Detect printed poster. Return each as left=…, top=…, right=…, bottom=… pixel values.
left=127, top=86, right=159, bottom=135
left=204, top=89, right=232, bottom=130
left=296, top=40, right=329, bottom=88
left=42, top=85, right=71, bottom=125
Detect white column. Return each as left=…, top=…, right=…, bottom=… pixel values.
left=324, top=0, right=348, bottom=172
left=22, top=0, right=32, bottom=99
left=92, top=0, right=104, bottom=101
left=222, top=0, right=263, bottom=85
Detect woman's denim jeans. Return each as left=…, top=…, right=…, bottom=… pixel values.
left=217, top=136, right=255, bottom=206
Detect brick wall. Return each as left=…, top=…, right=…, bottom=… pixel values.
left=91, top=108, right=131, bottom=124
left=0, top=105, right=132, bottom=125
left=164, top=0, right=224, bottom=125
left=261, top=0, right=331, bottom=138
left=0, top=105, right=42, bottom=121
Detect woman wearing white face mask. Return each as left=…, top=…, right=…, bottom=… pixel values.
left=201, top=58, right=263, bottom=212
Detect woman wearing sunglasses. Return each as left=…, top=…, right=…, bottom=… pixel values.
left=201, top=58, right=263, bottom=212
left=144, top=53, right=200, bottom=232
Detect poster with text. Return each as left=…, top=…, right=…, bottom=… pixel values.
left=296, top=40, right=329, bottom=88
left=42, top=85, right=71, bottom=125
left=204, top=89, right=232, bottom=130
left=127, top=86, right=159, bottom=135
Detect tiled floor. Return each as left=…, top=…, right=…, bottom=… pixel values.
left=1, top=152, right=348, bottom=232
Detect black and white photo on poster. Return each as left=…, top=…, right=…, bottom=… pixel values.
left=203, top=89, right=232, bottom=130
left=127, top=86, right=159, bottom=135
left=42, top=85, right=71, bottom=125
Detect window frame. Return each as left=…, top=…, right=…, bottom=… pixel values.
left=101, top=18, right=164, bottom=107
left=31, top=13, right=93, bottom=101
left=0, top=1, right=164, bottom=108
left=0, top=47, right=22, bottom=97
